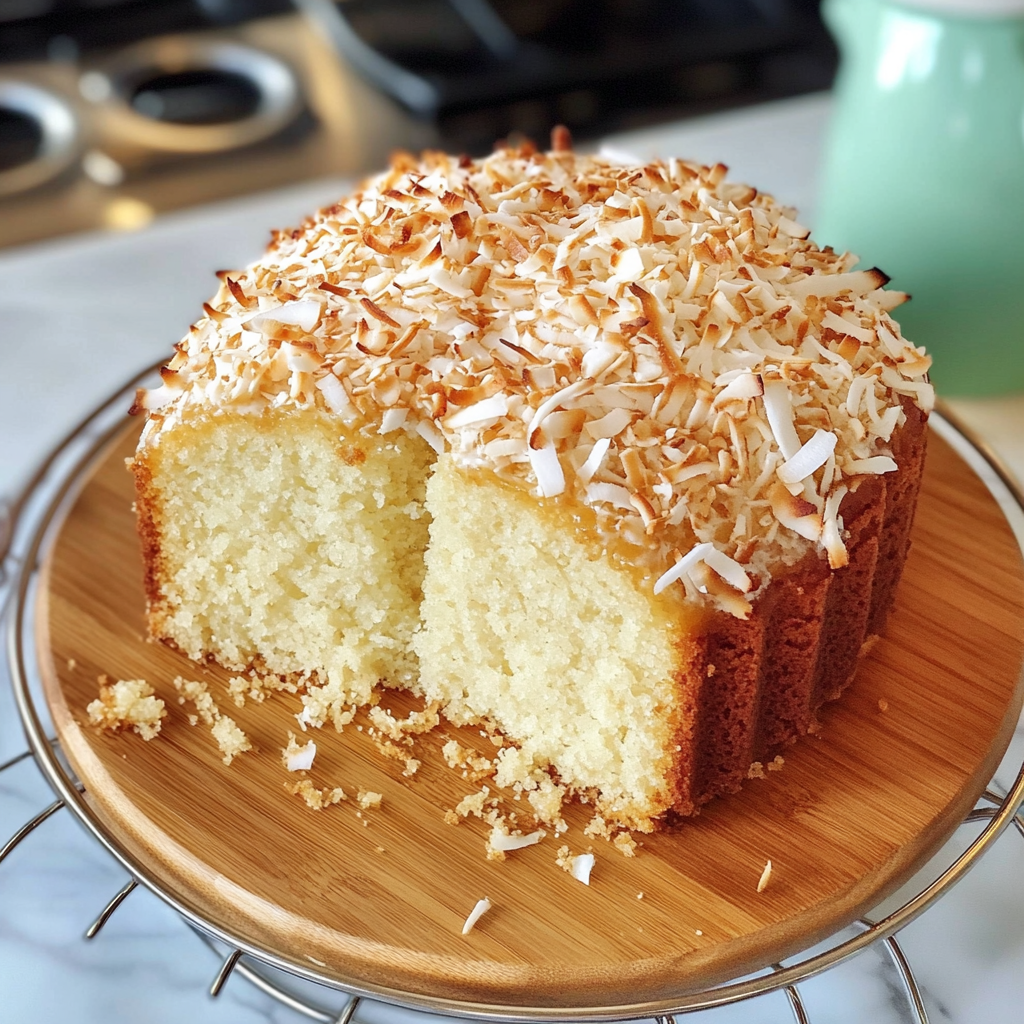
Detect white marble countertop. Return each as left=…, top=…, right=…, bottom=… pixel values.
left=3, top=93, right=1024, bottom=1024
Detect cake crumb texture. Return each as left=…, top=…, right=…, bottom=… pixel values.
left=87, top=677, right=165, bottom=741
left=288, top=779, right=347, bottom=810
left=139, top=411, right=434, bottom=714
left=173, top=676, right=252, bottom=764
left=416, top=455, right=690, bottom=829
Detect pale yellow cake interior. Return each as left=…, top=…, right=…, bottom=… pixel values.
left=141, top=410, right=434, bottom=709
left=143, top=413, right=694, bottom=823
left=415, top=456, right=689, bottom=825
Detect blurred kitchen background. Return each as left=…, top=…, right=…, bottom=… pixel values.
left=0, top=0, right=836, bottom=250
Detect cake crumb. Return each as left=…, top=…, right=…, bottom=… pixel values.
left=878, top=698, right=889, bottom=712
left=747, top=761, right=765, bottom=780
left=210, top=716, right=252, bottom=765
left=173, top=676, right=217, bottom=724
left=636, top=892, right=644, bottom=900
left=67, top=658, right=77, bottom=671
left=368, top=703, right=440, bottom=742
left=454, top=787, right=490, bottom=819
left=87, top=677, right=165, bottom=741
left=442, top=739, right=494, bottom=779
left=584, top=814, right=613, bottom=840
left=173, top=676, right=252, bottom=764
left=357, top=789, right=383, bottom=810
left=227, top=672, right=300, bottom=709
left=444, top=809, right=460, bottom=826
left=372, top=737, right=410, bottom=764
left=288, top=779, right=346, bottom=810
left=227, top=676, right=251, bottom=708
left=442, top=740, right=468, bottom=767
left=526, top=777, right=567, bottom=830
left=226, top=675, right=261, bottom=708
left=695, top=929, right=703, bottom=936
left=300, top=681, right=355, bottom=732
left=767, top=755, right=785, bottom=771
left=613, top=833, right=638, bottom=858
left=757, top=858, right=773, bottom=893
left=403, top=758, right=421, bottom=776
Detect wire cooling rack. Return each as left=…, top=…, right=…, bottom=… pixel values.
left=3, top=366, right=1024, bottom=1024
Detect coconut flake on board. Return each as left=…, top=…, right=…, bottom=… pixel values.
left=461, top=898, right=492, bottom=935
left=571, top=853, right=596, bottom=885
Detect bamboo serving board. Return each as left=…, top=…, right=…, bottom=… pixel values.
left=36, top=423, right=1024, bottom=1011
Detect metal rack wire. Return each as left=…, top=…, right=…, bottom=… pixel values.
left=3, top=368, right=1024, bottom=1024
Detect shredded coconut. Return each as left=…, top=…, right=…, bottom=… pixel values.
left=283, top=732, right=316, bottom=771
left=461, top=897, right=492, bottom=935
left=487, top=826, right=545, bottom=854
left=571, top=852, right=596, bottom=885
left=136, top=144, right=932, bottom=618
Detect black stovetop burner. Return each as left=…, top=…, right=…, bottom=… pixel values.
left=322, top=0, right=836, bottom=151
left=0, top=0, right=291, bottom=63
left=0, top=0, right=835, bottom=249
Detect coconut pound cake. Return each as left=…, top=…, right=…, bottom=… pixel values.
left=130, top=135, right=933, bottom=831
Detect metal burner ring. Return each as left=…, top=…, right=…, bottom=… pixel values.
left=93, top=38, right=302, bottom=155
left=0, top=80, right=79, bottom=198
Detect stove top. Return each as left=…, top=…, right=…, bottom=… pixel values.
left=0, top=0, right=835, bottom=250
left=0, top=0, right=431, bottom=250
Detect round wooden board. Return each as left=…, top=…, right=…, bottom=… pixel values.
left=35, top=422, right=1024, bottom=1012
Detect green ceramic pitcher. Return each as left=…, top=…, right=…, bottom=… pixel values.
left=816, top=0, right=1024, bottom=395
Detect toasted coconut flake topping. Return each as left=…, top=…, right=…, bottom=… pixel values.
left=777, top=429, right=837, bottom=486
left=247, top=298, right=321, bottom=333
left=528, top=443, right=565, bottom=498
left=140, top=144, right=932, bottom=616
left=653, top=542, right=714, bottom=596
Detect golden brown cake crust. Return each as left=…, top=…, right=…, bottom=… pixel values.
left=665, top=403, right=928, bottom=818
left=129, top=452, right=169, bottom=637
